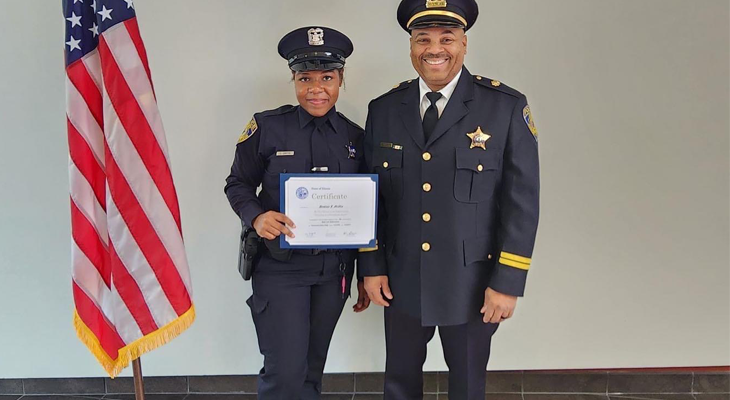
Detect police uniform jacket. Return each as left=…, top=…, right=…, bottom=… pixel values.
left=359, top=66, right=540, bottom=326
left=225, top=105, right=365, bottom=263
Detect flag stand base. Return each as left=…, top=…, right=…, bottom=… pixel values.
left=133, top=358, right=146, bottom=400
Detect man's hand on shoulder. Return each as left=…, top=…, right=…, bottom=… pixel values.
left=481, top=287, right=518, bottom=324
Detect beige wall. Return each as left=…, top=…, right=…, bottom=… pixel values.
left=0, top=0, right=727, bottom=378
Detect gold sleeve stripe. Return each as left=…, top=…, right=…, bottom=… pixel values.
left=499, top=257, right=531, bottom=271
left=500, top=252, right=532, bottom=264
left=358, top=241, right=379, bottom=253
left=358, top=246, right=378, bottom=253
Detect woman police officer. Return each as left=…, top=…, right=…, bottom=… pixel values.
left=224, top=27, right=370, bottom=399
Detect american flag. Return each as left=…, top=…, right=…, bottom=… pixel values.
left=64, top=0, right=194, bottom=377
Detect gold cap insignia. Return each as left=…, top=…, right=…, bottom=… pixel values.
left=426, top=0, right=447, bottom=8
left=491, top=80, right=501, bottom=87
left=307, top=28, right=324, bottom=46
left=467, top=126, right=491, bottom=150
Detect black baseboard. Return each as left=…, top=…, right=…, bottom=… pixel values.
left=1, top=370, right=728, bottom=399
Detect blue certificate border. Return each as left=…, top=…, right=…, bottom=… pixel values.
left=279, top=173, right=379, bottom=249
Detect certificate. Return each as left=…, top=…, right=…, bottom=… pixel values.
left=280, top=174, right=378, bottom=249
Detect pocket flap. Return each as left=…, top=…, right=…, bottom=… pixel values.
left=463, top=235, right=492, bottom=266
left=455, top=148, right=499, bottom=172
left=246, top=294, right=269, bottom=314
left=267, top=155, right=306, bottom=174
left=373, top=149, right=403, bottom=170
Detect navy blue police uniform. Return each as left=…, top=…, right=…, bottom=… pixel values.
left=224, top=27, right=364, bottom=399
left=358, top=1, right=540, bottom=399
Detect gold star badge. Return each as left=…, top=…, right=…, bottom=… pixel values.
left=467, top=126, right=491, bottom=150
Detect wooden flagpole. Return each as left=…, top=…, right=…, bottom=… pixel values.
left=132, top=358, right=146, bottom=400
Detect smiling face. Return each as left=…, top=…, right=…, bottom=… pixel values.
left=293, top=69, right=342, bottom=117
left=410, top=27, right=467, bottom=91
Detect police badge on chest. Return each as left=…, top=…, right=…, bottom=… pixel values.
left=346, top=142, right=357, bottom=159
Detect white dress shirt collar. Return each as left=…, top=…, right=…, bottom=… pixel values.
left=419, top=68, right=463, bottom=119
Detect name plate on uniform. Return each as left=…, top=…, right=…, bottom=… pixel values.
left=280, top=174, right=378, bottom=249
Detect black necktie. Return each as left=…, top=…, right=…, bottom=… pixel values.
left=311, top=118, right=333, bottom=171
left=422, top=91, right=442, bottom=141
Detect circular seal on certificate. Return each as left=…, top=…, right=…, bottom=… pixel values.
left=296, top=187, right=309, bottom=199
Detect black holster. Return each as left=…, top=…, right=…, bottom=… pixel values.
left=238, top=225, right=262, bottom=281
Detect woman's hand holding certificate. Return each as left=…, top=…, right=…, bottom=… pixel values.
left=252, top=211, right=296, bottom=241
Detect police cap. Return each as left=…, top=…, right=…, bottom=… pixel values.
left=397, top=0, right=479, bottom=32
left=277, top=26, right=354, bottom=72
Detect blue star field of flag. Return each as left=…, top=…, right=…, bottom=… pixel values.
left=63, top=0, right=137, bottom=66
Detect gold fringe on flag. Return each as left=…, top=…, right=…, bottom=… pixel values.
left=73, top=305, right=196, bottom=378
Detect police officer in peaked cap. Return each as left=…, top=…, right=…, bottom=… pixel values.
left=359, top=0, right=541, bottom=398
left=224, top=26, right=370, bottom=399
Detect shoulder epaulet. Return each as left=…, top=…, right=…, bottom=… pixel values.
left=257, top=104, right=297, bottom=118
left=336, top=112, right=364, bottom=131
left=473, top=75, right=522, bottom=98
left=372, top=78, right=416, bottom=101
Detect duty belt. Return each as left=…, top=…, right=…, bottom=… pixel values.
left=293, top=249, right=335, bottom=256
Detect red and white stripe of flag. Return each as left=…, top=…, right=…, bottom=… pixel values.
left=66, top=18, right=194, bottom=378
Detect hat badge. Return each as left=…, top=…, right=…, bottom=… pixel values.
left=308, top=28, right=325, bottom=46
left=426, top=0, right=447, bottom=8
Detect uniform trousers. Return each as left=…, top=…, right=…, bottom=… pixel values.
left=247, top=252, right=350, bottom=400
left=384, top=306, right=499, bottom=400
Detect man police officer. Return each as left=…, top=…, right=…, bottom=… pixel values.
left=359, top=1, right=540, bottom=399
